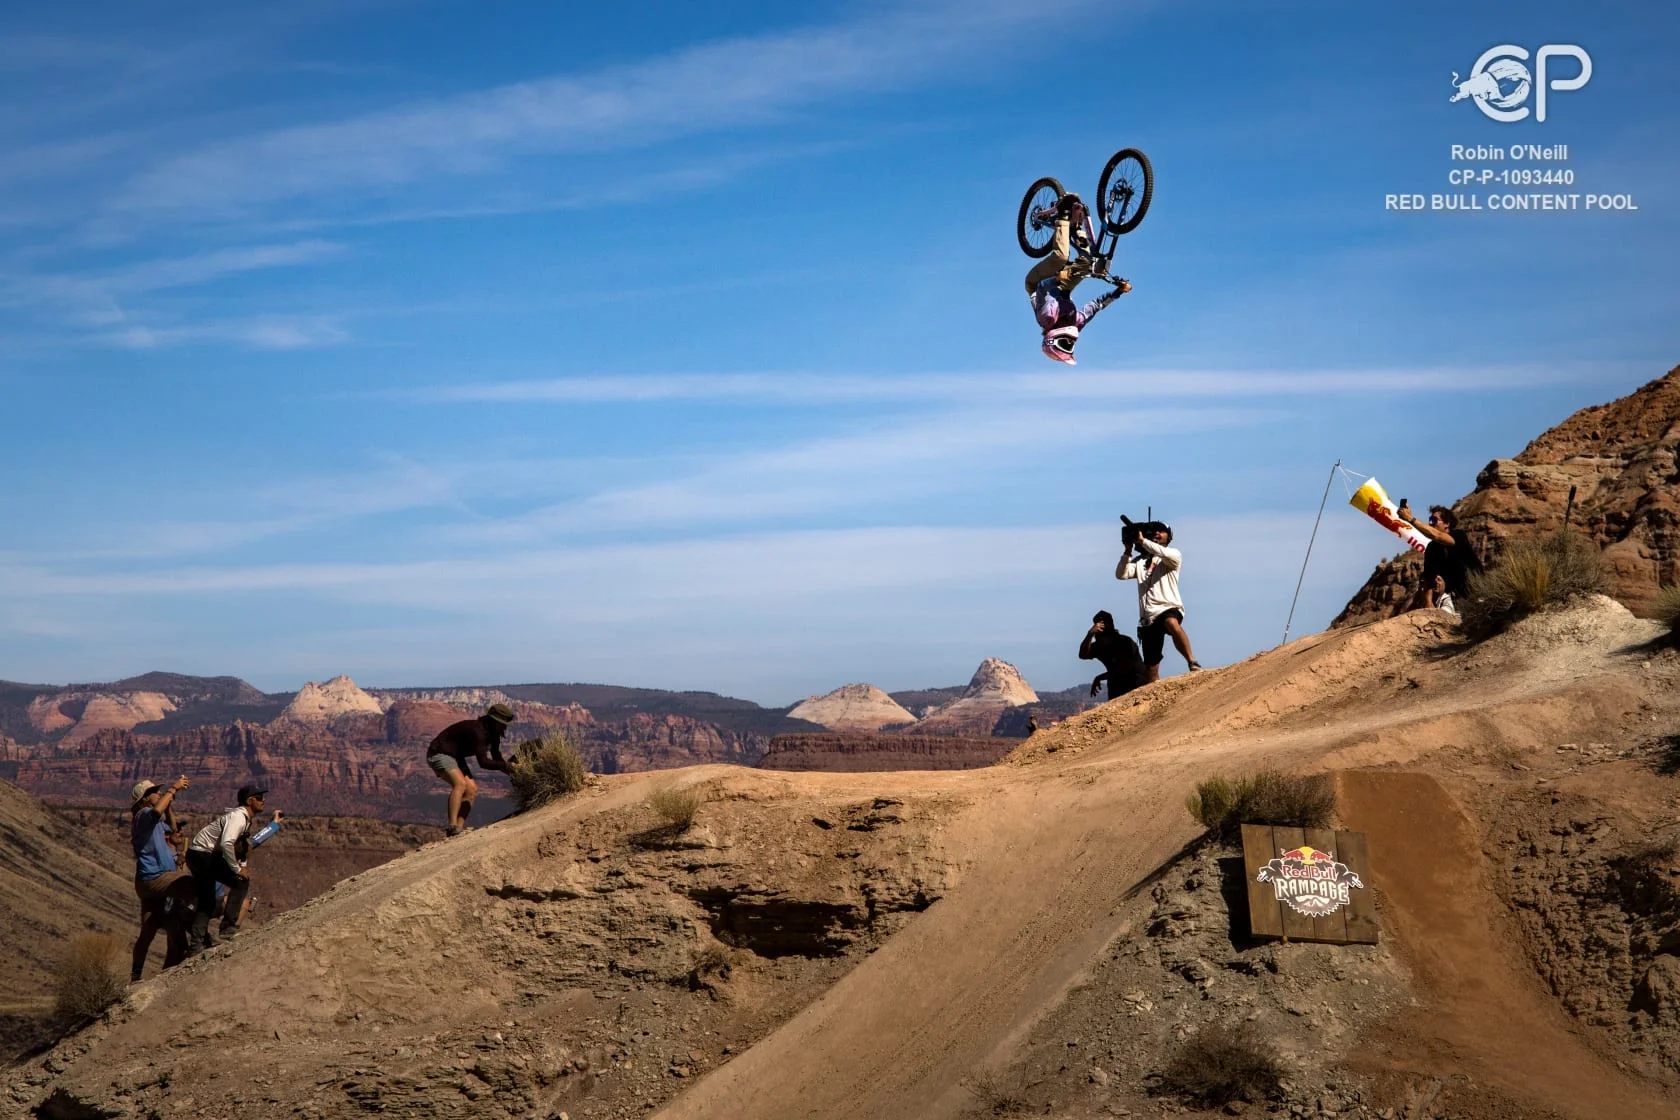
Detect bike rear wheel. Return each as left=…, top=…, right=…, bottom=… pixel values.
left=1016, top=176, right=1065, bottom=257
left=1096, top=148, right=1152, bottom=236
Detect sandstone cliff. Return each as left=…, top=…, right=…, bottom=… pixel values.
left=278, top=675, right=385, bottom=723
left=27, top=691, right=178, bottom=743
left=13, top=705, right=771, bottom=823
left=787, top=684, right=916, bottom=732
left=1336, top=366, right=1680, bottom=627
left=911, top=657, right=1039, bottom=736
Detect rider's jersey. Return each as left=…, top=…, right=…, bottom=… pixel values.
left=1031, top=280, right=1120, bottom=332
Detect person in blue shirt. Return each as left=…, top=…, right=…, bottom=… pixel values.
left=128, top=776, right=196, bottom=982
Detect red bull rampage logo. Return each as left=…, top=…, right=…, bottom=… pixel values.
left=1255, top=846, right=1365, bottom=918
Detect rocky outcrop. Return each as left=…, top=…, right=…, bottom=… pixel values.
left=26, top=690, right=177, bottom=742
left=371, top=686, right=516, bottom=708
left=757, top=733, right=1015, bottom=771
left=584, top=713, right=767, bottom=774
left=1336, top=366, right=1680, bottom=627
left=911, top=658, right=1039, bottom=736
left=787, top=684, right=916, bottom=733
left=384, top=699, right=472, bottom=744
left=278, top=675, right=385, bottom=723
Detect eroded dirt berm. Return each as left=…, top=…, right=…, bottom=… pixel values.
left=7, top=597, right=1679, bottom=1120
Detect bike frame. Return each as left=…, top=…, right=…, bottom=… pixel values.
left=1026, top=185, right=1133, bottom=280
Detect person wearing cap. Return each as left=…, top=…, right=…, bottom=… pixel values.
left=185, top=785, right=268, bottom=950
left=1116, top=520, right=1201, bottom=682
left=129, top=776, right=195, bottom=981
left=1078, top=610, right=1146, bottom=701
left=426, top=704, right=515, bottom=835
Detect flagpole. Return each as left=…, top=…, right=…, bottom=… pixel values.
left=1283, top=460, right=1341, bottom=645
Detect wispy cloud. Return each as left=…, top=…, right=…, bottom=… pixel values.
left=100, top=313, right=347, bottom=350
left=110, top=0, right=1102, bottom=221
left=449, top=403, right=1271, bottom=543
left=385, top=364, right=1581, bottom=407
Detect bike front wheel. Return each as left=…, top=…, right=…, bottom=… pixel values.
left=1016, top=176, right=1065, bottom=258
left=1096, top=148, right=1152, bottom=236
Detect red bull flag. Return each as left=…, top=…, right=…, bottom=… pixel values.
left=1349, top=478, right=1430, bottom=553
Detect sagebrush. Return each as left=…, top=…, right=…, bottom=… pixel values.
left=1160, top=1021, right=1285, bottom=1107
left=1186, top=770, right=1335, bottom=842
left=53, top=932, right=125, bottom=1024
left=507, top=732, right=588, bottom=811
left=646, top=783, right=703, bottom=830
left=1459, top=530, right=1609, bottom=639
left=1653, top=584, right=1680, bottom=641
left=962, top=1071, right=1028, bottom=1115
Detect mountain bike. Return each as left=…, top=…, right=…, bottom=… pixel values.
left=1016, top=148, right=1153, bottom=280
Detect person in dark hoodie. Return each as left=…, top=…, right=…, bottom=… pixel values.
left=426, top=703, right=515, bottom=835
left=1078, top=610, right=1147, bottom=701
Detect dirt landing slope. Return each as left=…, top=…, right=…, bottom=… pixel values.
left=8, top=600, right=1679, bottom=1120
left=1339, top=770, right=1673, bottom=1119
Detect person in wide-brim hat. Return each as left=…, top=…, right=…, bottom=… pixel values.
left=424, top=704, right=515, bottom=835
left=129, top=775, right=196, bottom=981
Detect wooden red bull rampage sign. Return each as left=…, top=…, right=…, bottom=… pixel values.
left=1240, top=824, right=1377, bottom=945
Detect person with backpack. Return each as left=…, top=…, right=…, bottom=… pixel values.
left=185, top=785, right=267, bottom=950
left=1078, top=610, right=1146, bottom=701
left=128, top=776, right=196, bottom=981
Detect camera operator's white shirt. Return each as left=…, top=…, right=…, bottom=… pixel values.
left=1118, top=538, right=1183, bottom=624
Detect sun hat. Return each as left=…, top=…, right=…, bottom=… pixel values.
left=485, top=703, right=516, bottom=725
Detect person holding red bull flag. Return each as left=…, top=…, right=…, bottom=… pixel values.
left=1395, top=500, right=1482, bottom=610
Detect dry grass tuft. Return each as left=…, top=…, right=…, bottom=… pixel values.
left=1186, top=771, right=1335, bottom=843
left=1160, top=1021, right=1285, bottom=1107
left=688, top=943, right=741, bottom=990
left=507, top=732, right=588, bottom=812
left=1653, top=584, right=1680, bottom=641
left=962, top=1071, right=1028, bottom=1115
left=53, top=933, right=125, bottom=1024
left=646, top=783, right=703, bottom=831
left=1460, top=530, right=1609, bottom=639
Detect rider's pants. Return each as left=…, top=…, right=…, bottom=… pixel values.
left=1023, top=218, right=1089, bottom=295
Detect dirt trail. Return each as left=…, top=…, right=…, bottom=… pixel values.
left=1339, top=771, right=1674, bottom=1119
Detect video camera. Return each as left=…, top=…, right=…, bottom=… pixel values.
left=1119, top=514, right=1167, bottom=548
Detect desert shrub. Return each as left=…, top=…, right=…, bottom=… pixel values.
left=1185, top=770, right=1335, bottom=842
left=646, top=783, right=703, bottom=831
left=962, top=1071, right=1027, bottom=1115
left=1160, top=1021, right=1284, bottom=1107
left=688, top=943, right=741, bottom=990
left=1653, top=584, right=1680, bottom=641
left=507, top=732, right=588, bottom=812
left=53, top=933, right=125, bottom=1024
left=1460, top=530, right=1609, bottom=639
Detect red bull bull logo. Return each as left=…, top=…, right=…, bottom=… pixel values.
left=1255, top=845, right=1365, bottom=918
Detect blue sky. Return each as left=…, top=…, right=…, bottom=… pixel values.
left=0, top=0, right=1674, bottom=702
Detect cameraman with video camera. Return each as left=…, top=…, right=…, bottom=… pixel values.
left=1116, top=517, right=1201, bottom=682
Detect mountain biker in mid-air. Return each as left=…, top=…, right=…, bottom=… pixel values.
left=1023, top=193, right=1130, bottom=365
